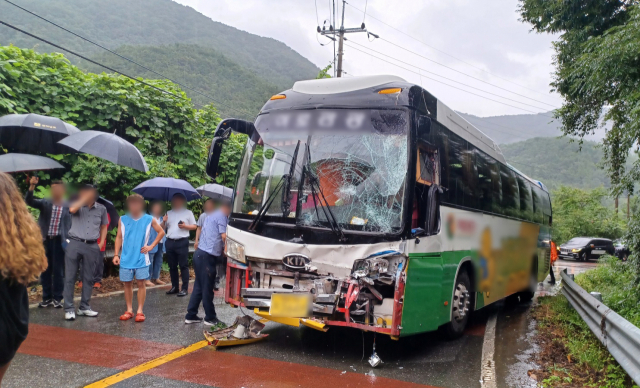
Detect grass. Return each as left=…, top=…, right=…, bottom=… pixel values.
left=574, top=256, right=640, bottom=328
left=531, top=256, right=640, bottom=387
left=532, top=295, right=634, bottom=387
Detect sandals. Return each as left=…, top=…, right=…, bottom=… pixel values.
left=119, top=311, right=134, bottom=321
left=135, top=313, right=146, bottom=322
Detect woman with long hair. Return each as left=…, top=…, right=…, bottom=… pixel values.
left=0, top=172, right=47, bottom=386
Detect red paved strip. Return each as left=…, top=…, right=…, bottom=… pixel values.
left=18, top=324, right=181, bottom=369
left=147, top=348, right=438, bottom=388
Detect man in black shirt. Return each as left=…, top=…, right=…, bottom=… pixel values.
left=25, top=176, right=70, bottom=309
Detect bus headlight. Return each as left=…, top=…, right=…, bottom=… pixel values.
left=225, top=239, right=246, bottom=263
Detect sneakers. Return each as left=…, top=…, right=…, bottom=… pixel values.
left=65, top=311, right=76, bottom=320
left=184, top=316, right=202, bottom=324
left=204, top=318, right=226, bottom=328
left=38, top=299, right=54, bottom=308
left=53, top=300, right=63, bottom=309
left=77, top=308, right=99, bottom=317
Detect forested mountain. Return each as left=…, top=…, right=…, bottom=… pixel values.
left=79, top=45, right=280, bottom=119
left=459, top=111, right=608, bottom=145
left=0, top=0, right=318, bottom=118
left=500, top=137, right=634, bottom=190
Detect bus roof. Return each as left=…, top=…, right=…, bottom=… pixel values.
left=265, top=75, right=546, bottom=187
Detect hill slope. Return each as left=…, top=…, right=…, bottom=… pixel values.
left=78, top=44, right=280, bottom=119
left=500, top=137, right=619, bottom=190
left=0, top=0, right=318, bottom=90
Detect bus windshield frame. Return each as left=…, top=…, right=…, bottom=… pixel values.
left=231, top=108, right=411, bottom=235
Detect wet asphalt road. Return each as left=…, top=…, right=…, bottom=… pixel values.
left=4, top=260, right=596, bottom=388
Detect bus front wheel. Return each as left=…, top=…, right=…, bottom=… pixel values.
left=444, top=270, right=472, bottom=340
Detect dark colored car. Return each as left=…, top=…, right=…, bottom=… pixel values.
left=613, top=239, right=630, bottom=261
left=557, top=237, right=615, bottom=262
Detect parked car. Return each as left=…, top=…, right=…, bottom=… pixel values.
left=613, top=239, right=630, bottom=261
left=557, top=237, right=615, bottom=262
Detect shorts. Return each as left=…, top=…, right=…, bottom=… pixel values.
left=119, top=266, right=150, bottom=282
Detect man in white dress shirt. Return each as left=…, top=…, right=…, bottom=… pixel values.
left=163, top=193, right=196, bottom=297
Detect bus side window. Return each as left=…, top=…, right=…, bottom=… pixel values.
left=475, top=150, right=494, bottom=212
left=416, top=146, right=440, bottom=186
left=500, top=165, right=519, bottom=218
left=517, top=176, right=533, bottom=222
left=531, top=185, right=543, bottom=224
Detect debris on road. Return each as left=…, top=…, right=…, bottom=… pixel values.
left=203, top=315, right=268, bottom=348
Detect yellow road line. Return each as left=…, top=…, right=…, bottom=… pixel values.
left=84, top=340, right=209, bottom=388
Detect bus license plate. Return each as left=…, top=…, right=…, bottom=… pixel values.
left=270, top=294, right=311, bottom=317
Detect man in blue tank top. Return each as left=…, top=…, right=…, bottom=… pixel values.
left=113, top=194, right=165, bottom=322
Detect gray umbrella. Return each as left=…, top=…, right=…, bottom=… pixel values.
left=57, top=130, right=148, bottom=173
left=0, top=113, right=80, bottom=154
left=0, top=153, right=64, bottom=173
left=196, top=183, right=233, bottom=200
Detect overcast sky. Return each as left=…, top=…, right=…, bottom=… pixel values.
left=174, top=0, right=561, bottom=117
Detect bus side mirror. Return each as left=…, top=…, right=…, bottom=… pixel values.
left=206, top=135, right=227, bottom=179
left=206, top=118, right=260, bottom=179
left=418, top=115, right=431, bottom=134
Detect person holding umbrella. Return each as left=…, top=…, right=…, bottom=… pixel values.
left=63, top=184, right=109, bottom=320
left=164, top=193, right=196, bottom=297
left=145, top=201, right=167, bottom=287
left=24, top=176, right=70, bottom=309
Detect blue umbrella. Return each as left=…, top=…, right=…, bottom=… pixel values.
left=132, top=177, right=201, bottom=202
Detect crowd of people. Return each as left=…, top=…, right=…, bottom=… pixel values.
left=0, top=171, right=230, bottom=384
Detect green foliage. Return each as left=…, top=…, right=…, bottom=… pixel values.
left=77, top=44, right=280, bottom=120
left=316, top=64, right=332, bottom=79
left=576, top=256, right=640, bottom=327
left=536, top=295, right=632, bottom=387
left=0, top=0, right=318, bottom=91
left=0, top=45, right=222, bottom=211
left=551, top=186, right=626, bottom=244
left=518, top=1, right=640, bottom=197
left=623, top=215, right=640, bottom=283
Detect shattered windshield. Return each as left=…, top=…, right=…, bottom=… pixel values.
left=233, top=109, right=409, bottom=234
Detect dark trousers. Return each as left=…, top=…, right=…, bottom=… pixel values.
left=549, top=264, right=556, bottom=284
left=186, top=249, right=218, bottom=321
left=41, top=236, right=65, bottom=302
left=165, top=238, right=189, bottom=292
left=63, top=239, right=99, bottom=312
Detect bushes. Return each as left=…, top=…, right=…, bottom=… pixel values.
left=552, top=186, right=626, bottom=244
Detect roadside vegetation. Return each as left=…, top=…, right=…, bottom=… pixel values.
left=531, top=256, right=640, bottom=387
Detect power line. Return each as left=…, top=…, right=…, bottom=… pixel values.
left=1, top=0, right=246, bottom=117
left=347, top=40, right=552, bottom=112
left=345, top=1, right=561, bottom=101
left=376, top=36, right=559, bottom=109
left=0, top=20, right=197, bottom=103
left=344, top=42, right=554, bottom=117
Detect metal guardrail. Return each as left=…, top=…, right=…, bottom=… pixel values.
left=560, top=269, right=640, bottom=385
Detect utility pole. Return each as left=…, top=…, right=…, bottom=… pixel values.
left=317, top=0, right=371, bottom=77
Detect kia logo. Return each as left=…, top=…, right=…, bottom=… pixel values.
left=282, top=254, right=310, bottom=271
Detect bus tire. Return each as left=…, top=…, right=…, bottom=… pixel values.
left=444, top=270, right=472, bottom=340
left=519, top=261, right=538, bottom=302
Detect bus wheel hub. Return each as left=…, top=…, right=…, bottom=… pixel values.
left=452, top=283, right=470, bottom=322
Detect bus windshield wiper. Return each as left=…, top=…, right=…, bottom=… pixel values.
left=281, top=140, right=301, bottom=218
left=303, top=143, right=346, bottom=242
left=248, top=140, right=300, bottom=232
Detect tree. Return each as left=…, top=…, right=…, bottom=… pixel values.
left=316, top=64, right=332, bottom=79
left=0, top=45, right=222, bottom=210
left=518, top=1, right=640, bottom=195
left=551, top=186, right=625, bottom=244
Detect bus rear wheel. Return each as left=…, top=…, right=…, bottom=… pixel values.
left=444, top=270, right=472, bottom=340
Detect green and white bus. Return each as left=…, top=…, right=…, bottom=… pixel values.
left=206, top=75, right=552, bottom=338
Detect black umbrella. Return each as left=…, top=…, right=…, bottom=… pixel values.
left=196, top=183, right=233, bottom=201
left=96, top=197, right=120, bottom=231
left=0, top=153, right=64, bottom=173
left=133, top=177, right=201, bottom=202
left=0, top=113, right=80, bottom=154
left=57, top=130, right=148, bottom=173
